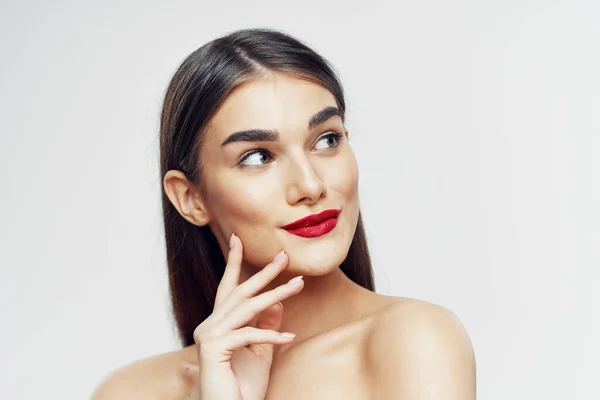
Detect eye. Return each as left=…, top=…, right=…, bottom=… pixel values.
left=313, top=132, right=343, bottom=151
left=239, top=149, right=272, bottom=167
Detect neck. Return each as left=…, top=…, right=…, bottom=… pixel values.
left=251, top=265, right=366, bottom=357
left=180, top=264, right=373, bottom=367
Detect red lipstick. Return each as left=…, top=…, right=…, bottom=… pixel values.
left=281, top=209, right=340, bottom=238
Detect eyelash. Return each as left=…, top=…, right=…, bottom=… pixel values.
left=238, top=131, right=344, bottom=168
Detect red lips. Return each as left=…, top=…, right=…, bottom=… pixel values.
left=281, top=209, right=340, bottom=238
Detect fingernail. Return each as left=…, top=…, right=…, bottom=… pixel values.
left=273, top=250, right=286, bottom=263
left=287, top=275, right=303, bottom=285
left=280, top=332, right=296, bottom=339
left=229, top=233, right=236, bottom=249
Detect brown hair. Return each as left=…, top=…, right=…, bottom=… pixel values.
left=159, top=28, right=375, bottom=347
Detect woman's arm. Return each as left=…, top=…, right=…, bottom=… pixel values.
left=367, top=301, right=476, bottom=399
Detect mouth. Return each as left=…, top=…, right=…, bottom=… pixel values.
left=281, top=209, right=340, bottom=238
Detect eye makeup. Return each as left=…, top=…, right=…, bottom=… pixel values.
left=236, top=131, right=345, bottom=168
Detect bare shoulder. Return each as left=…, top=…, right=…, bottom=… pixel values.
left=365, top=297, right=476, bottom=399
left=366, top=296, right=472, bottom=341
left=90, top=347, right=195, bottom=400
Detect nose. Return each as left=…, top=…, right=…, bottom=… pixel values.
left=284, top=153, right=325, bottom=205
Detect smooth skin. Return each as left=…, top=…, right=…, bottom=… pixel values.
left=91, top=72, right=476, bottom=399
left=194, top=235, right=303, bottom=400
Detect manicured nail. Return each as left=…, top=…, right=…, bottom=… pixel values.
left=280, top=332, right=296, bottom=339
left=287, top=275, right=303, bottom=285
left=229, top=233, right=236, bottom=249
left=273, top=250, right=286, bottom=263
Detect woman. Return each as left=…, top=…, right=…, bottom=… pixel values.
left=92, top=28, right=476, bottom=399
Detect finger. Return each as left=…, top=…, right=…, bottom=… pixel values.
left=219, top=250, right=289, bottom=316
left=217, top=275, right=304, bottom=332
left=214, top=233, right=243, bottom=310
left=248, top=302, right=284, bottom=359
left=200, top=326, right=295, bottom=361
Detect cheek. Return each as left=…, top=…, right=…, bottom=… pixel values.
left=326, top=150, right=359, bottom=200
left=324, top=150, right=360, bottom=244
left=207, top=175, right=281, bottom=265
left=210, top=178, right=275, bottom=226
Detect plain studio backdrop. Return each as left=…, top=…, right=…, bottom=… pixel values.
left=1, top=0, right=598, bottom=399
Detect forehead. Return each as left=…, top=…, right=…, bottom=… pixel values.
left=206, top=73, right=338, bottom=138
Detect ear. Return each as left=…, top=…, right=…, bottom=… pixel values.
left=163, top=170, right=211, bottom=226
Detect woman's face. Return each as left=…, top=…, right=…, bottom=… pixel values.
left=199, top=73, right=359, bottom=276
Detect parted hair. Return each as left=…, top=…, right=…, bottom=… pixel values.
left=159, top=28, right=375, bottom=347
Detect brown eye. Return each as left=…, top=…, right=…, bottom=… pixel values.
left=239, top=150, right=272, bottom=167
left=314, top=132, right=343, bottom=151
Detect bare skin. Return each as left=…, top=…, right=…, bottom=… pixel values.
left=91, top=72, right=475, bottom=399
left=91, top=287, right=472, bottom=399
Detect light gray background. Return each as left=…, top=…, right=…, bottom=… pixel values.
left=1, top=0, right=598, bottom=399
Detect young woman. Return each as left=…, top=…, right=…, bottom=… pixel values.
left=92, top=28, right=476, bottom=399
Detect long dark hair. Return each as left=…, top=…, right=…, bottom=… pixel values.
left=159, top=28, right=375, bottom=347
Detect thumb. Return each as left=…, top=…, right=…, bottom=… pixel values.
left=248, top=301, right=284, bottom=361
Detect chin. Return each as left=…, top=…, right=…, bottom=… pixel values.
left=284, top=235, right=352, bottom=276
left=286, top=250, right=347, bottom=276
left=280, top=211, right=357, bottom=275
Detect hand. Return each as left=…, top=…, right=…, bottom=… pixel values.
left=193, top=233, right=305, bottom=400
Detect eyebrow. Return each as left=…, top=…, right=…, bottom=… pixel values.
left=220, top=106, right=344, bottom=147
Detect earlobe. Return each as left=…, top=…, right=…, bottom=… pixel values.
left=163, top=170, right=211, bottom=227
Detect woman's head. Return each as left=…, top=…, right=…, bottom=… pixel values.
left=160, top=28, right=374, bottom=346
